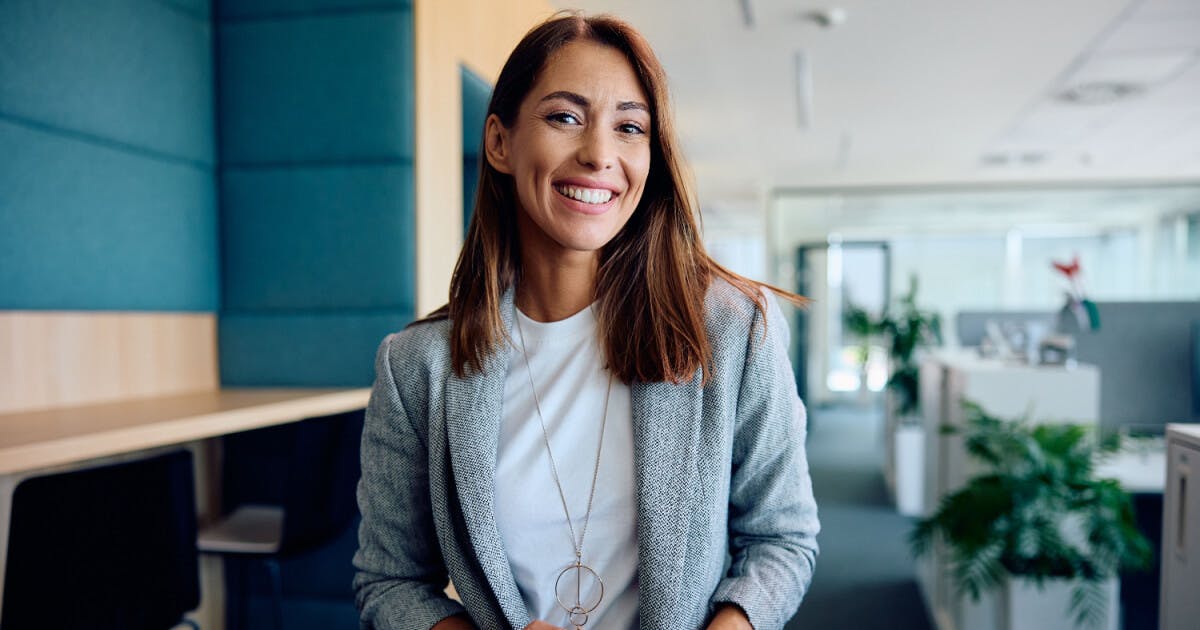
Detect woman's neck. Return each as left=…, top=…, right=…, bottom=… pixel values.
left=517, top=247, right=598, bottom=323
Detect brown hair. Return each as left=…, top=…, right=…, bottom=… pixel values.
left=427, top=12, right=805, bottom=384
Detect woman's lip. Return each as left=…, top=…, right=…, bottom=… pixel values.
left=552, top=177, right=622, bottom=194
left=554, top=187, right=618, bottom=215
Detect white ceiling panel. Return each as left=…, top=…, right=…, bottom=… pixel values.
left=1096, top=16, right=1200, bottom=52
left=1132, top=0, right=1200, bottom=19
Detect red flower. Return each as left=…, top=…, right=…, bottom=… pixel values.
left=1052, top=255, right=1081, bottom=279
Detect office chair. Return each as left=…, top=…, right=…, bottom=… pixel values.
left=1, top=450, right=201, bottom=630
left=198, top=410, right=364, bottom=630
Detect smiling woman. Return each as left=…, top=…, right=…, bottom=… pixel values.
left=353, top=12, right=820, bottom=630
left=488, top=40, right=652, bottom=267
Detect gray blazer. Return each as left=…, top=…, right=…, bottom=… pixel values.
left=353, top=280, right=819, bottom=630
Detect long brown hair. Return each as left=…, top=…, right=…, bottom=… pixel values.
left=429, top=12, right=805, bottom=384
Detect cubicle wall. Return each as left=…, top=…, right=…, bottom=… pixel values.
left=216, top=0, right=417, bottom=388
left=1072, top=302, right=1200, bottom=431
left=953, top=304, right=1200, bottom=431
left=0, top=0, right=220, bottom=413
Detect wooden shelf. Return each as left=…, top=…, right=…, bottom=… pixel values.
left=0, top=388, right=370, bottom=475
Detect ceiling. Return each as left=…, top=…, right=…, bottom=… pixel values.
left=552, top=0, right=1200, bottom=202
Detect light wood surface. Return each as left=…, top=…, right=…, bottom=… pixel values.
left=0, top=311, right=218, bottom=415
left=0, top=388, right=370, bottom=475
left=413, top=0, right=554, bottom=316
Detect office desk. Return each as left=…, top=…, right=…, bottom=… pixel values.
left=0, top=387, right=371, bottom=627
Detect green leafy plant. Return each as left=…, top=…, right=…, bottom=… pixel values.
left=910, top=401, right=1152, bottom=627
left=878, top=275, right=942, bottom=416
left=843, top=301, right=881, bottom=369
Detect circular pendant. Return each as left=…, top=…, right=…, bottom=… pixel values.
left=553, top=561, right=604, bottom=628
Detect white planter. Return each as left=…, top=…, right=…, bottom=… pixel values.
left=894, top=423, right=924, bottom=516
left=998, top=576, right=1118, bottom=630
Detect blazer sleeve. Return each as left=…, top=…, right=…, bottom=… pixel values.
left=353, top=333, right=468, bottom=629
left=709, top=295, right=821, bottom=630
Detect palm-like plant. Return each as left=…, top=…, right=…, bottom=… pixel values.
left=878, top=275, right=942, bottom=416
left=910, top=401, right=1152, bottom=627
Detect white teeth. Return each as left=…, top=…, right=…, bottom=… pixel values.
left=555, top=185, right=613, bottom=205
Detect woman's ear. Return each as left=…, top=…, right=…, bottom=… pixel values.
left=483, top=114, right=513, bottom=175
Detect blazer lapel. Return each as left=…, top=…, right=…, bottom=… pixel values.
left=444, top=289, right=530, bottom=628
left=631, top=374, right=703, bottom=627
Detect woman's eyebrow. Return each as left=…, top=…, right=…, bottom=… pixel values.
left=539, top=91, right=649, bottom=114
left=540, top=90, right=589, bottom=108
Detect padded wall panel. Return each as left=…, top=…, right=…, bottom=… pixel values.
left=160, top=0, right=212, bottom=18
left=220, top=164, right=414, bottom=311
left=218, top=312, right=412, bottom=386
left=0, top=0, right=214, bottom=165
left=0, top=120, right=218, bottom=311
left=218, top=0, right=408, bottom=19
left=217, top=9, right=413, bottom=165
left=461, top=66, right=491, bottom=155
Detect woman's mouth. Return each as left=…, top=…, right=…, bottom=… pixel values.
left=553, top=184, right=615, bottom=205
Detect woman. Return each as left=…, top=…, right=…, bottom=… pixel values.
left=354, top=13, right=818, bottom=630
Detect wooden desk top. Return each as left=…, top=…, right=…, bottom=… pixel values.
left=0, top=388, right=371, bottom=475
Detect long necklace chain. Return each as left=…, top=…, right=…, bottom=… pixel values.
left=514, top=308, right=612, bottom=628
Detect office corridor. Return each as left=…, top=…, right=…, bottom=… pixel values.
left=786, top=404, right=934, bottom=630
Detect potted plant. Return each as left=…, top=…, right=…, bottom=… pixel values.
left=877, top=275, right=942, bottom=515
left=910, top=401, right=1152, bottom=630
left=842, top=300, right=882, bottom=405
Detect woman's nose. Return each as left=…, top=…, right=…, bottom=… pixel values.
left=576, top=126, right=617, bottom=171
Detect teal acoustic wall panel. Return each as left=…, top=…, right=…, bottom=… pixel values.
left=220, top=165, right=414, bottom=311
left=218, top=10, right=413, bottom=165
left=219, top=312, right=411, bottom=386
left=0, top=0, right=217, bottom=311
left=461, top=66, right=491, bottom=231
left=0, top=122, right=218, bottom=311
left=218, top=0, right=408, bottom=20
left=461, top=67, right=491, bottom=155
left=217, top=1, right=415, bottom=385
left=0, top=0, right=215, bottom=166
left=161, top=0, right=212, bottom=18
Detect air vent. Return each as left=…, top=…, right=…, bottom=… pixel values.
left=1057, top=81, right=1144, bottom=105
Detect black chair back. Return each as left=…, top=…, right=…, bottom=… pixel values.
left=2, top=450, right=200, bottom=630
left=220, top=410, right=364, bottom=556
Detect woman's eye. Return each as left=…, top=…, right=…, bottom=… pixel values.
left=547, top=112, right=581, bottom=125
left=618, top=123, right=646, bottom=135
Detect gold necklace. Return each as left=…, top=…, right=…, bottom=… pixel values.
left=514, top=308, right=612, bottom=630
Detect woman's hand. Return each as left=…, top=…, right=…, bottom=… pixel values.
left=432, top=615, right=475, bottom=630
left=706, top=604, right=754, bottom=630
left=522, top=622, right=567, bottom=630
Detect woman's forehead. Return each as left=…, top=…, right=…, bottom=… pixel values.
left=529, top=40, right=649, bottom=107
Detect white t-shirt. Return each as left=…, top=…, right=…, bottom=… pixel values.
left=494, top=305, right=639, bottom=629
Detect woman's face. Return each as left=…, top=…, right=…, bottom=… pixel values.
left=485, top=39, right=652, bottom=257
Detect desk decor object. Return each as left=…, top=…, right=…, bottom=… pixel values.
left=1053, top=255, right=1100, bottom=333
left=910, top=401, right=1151, bottom=630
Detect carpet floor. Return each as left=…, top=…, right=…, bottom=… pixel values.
left=785, top=403, right=933, bottom=630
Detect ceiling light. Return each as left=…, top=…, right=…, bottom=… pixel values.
left=795, top=50, right=813, bottom=128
